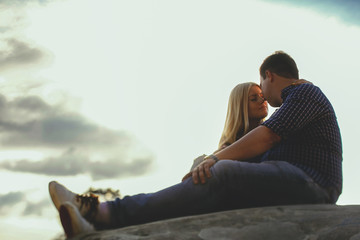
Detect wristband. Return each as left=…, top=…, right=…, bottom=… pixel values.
left=204, top=154, right=220, bottom=162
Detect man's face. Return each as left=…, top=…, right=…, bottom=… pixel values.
left=260, top=72, right=278, bottom=107
left=260, top=74, right=270, bottom=103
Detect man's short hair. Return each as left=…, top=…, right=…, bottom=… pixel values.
left=260, top=51, right=299, bottom=79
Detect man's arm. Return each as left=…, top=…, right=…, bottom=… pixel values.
left=215, top=125, right=281, bottom=161
left=183, top=125, right=281, bottom=184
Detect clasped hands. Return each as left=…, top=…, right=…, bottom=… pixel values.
left=182, top=158, right=217, bottom=184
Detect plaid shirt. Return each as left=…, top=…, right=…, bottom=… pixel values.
left=262, top=84, right=342, bottom=193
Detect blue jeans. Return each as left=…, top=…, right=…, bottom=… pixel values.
left=105, top=160, right=333, bottom=229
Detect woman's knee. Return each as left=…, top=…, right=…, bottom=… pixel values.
left=213, top=159, right=235, bottom=170
left=211, top=160, right=243, bottom=180
left=211, top=160, right=268, bottom=184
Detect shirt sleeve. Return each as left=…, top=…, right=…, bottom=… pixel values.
left=262, top=85, right=329, bottom=139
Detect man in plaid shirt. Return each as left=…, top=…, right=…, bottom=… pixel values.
left=190, top=51, right=342, bottom=204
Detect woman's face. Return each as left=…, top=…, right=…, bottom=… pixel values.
left=248, top=85, right=268, bottom=121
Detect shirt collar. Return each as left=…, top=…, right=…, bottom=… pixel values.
left=281, top=84, right=296, bottom=101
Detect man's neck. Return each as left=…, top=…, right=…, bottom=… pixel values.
left=271, top=75, right=298, bottom=107
left=277, top=77, right=298, bottom=91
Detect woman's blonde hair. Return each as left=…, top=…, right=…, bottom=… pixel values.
left=218, top=82, right=263, bottom=149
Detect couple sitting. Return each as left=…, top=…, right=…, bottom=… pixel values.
left=49, top=51, right=342, bottom=238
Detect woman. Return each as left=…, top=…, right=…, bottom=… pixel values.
left=191, top=82, right=268, bottom=170
left=219, top=82, right=268, bottom=150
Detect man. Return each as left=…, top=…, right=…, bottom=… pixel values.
left=49, top=51, right=342, bottom=238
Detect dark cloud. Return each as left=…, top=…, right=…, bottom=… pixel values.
left=0, top=191, right=51, bottom=216
left=0, top=148, right=84, bottom=175
left=0, top=191, right=25, bottom=214
left=23, top=199, right=50, bottom=216
left=0, top=39, right=50, bottom=72
left=0, top=148, right=154, bottom=180
left=0, top=191, right=25, bottom=208
left=261, top=0, right=360, bottom=25
left=0, top=93, right=154, bottom=179
left=89, top=157, right=154, bottom=180
left=0, top=94, right=131, bottom=148
left=0, top=27, right=9, bottom=33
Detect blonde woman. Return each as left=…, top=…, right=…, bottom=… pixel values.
left=191, top=82, right=268, bottom=170
left=218, top=82, right=268, bottom=150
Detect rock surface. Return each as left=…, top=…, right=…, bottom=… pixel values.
left=73, top=204, right=360, bottom=240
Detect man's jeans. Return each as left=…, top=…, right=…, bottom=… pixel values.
left=106, top=160, right=333, bottom=229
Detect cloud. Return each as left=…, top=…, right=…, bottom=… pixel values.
left=0, top=94, right=155, bottom=179
left=0, top=148, right=85, bottom=175
left=0, top=1, right=53, bottom=72
left=260, top=0, right=360, bottom=25
left=88, top=157, right=154, bottom=180
left=0, top=191, right=25, bottom=214
left=0, top=0, right=54, bottom=32
left=0, top=27, right=9, bottom=33
left=0, top=38, right=51, bottom=72
left=0, top=191, right=25, bottom=208
left=0, top=191, right=51, bottom=216
left=0, top=94, right=133, bottom=148
left=23, top=199, right=50, bottom=216
left=0, top=148, right=154, bottom=180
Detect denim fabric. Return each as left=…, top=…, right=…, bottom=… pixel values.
left=106, top=160, right=332, bottom=229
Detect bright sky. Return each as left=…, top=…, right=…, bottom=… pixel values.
left=0, top=0, right=360, bottom=239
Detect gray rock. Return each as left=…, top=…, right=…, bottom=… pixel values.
left=73, top=204, right=360, bottom=240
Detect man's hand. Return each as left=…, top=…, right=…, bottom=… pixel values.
left=182, top=158, right=217, bottom=184
left=294, top=79, right=313, bottom=85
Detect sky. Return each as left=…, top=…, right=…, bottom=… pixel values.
left=0, top=0, right=359, bottom=239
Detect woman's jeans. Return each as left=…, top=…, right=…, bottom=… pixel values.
left=105, top=160, right=333, bottom=229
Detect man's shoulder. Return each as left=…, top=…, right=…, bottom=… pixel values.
left=286, top=83, right=334, bottom=112
left=294, top=83, right=319, bottom=92
left=289, top=83, right=324, bottom=99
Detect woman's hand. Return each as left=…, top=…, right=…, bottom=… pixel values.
left=182, top=158, right=217, bottom=184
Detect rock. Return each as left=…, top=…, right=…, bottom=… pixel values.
left=74, top=204, right=360, bottom=240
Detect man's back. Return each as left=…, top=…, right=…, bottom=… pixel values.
left=262, top=83, right=342, bottom=199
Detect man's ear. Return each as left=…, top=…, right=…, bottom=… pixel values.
left=265, top=70, right=274, bottom=82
